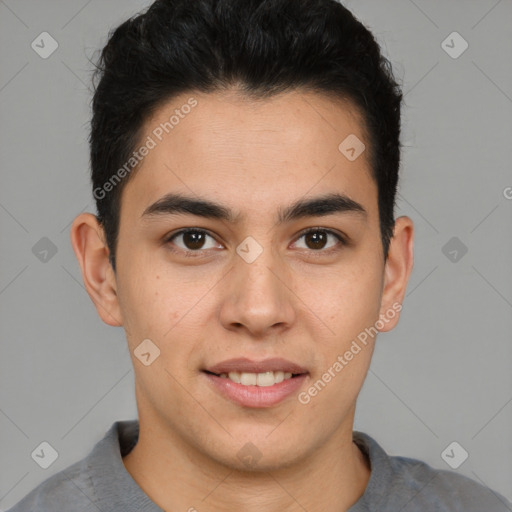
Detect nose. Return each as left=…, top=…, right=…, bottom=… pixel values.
left=218, top=245, right=296, bottom=338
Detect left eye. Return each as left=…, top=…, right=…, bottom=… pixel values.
left=293, top=228, right=345, bottom=251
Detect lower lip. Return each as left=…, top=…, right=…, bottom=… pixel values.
left=203, top=372, right=309, bottom=408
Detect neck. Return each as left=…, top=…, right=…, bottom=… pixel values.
left=123, top=412, right=371, bottom=512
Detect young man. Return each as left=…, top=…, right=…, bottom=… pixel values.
left=8, top=0, right=511, bottom=511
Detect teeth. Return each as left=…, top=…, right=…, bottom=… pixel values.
left=217, top=371, right=294, bottom=386
left=227, top=371, right=241, bottom=383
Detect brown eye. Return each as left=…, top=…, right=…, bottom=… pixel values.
left=166, top=229, right=221, bottom=253
left=304, top=231, right=328, bottom=250
left=181, top=230, right=207, bottom=250
left=293, top=228, right=345, bottom=252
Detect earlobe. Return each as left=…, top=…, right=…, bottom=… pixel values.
left=378, top=216, right=414, bottom=333
left=70, top=213, right=123, bottom=327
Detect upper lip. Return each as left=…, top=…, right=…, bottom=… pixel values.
left=204, top=357, right=309, bottom=375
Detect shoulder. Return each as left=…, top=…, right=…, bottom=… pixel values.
left=387, top=453, right=511, bottom=511
left=6, top=420, right=137, bottom=512
left=6, top=458, right=98, bottom=512
left=352, top=431, right=512, bottom=512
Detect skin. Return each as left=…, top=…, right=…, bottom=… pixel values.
left=70, top=89, right=414, bottom=512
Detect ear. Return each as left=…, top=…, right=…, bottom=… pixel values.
left=378, top=216, right=414, bottom=332
left=70, top=213, right=123, bottom=327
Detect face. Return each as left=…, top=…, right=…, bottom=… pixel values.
left=72, top=89, right=413, bottom=471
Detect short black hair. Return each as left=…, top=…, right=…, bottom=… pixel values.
left=90, top=0, right=404, bottom=271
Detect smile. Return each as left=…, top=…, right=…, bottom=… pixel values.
left=202, top=370, right=308, bottom=408
left=212, top=370, right=295, bottom=386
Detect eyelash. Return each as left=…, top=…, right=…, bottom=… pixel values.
left=163, top=227, right=347, bottom=258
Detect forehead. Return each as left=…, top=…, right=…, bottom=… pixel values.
left=122, top=88, right=377, bottom=221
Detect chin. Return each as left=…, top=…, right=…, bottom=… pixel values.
left=207, top=433, right=310, bottom=473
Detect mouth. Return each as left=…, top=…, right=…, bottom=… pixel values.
left=202, top=369, right=306, bottom=386
left=201, top=357, right=310, bottom=408
left=203, top=356, right=309, bottom=377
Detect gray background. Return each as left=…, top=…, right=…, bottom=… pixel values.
left=1, top=0, right=511, bottom=508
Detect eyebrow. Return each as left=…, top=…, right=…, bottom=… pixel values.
left=141, top=192, right=367, bottom=224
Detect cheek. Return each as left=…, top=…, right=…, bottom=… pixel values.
left=303, top=268, right=381, bottom=410
left=306, top=260, right=383, bottom=339
left=117, top=261, right=217, bottom=356
left=115, top=264, right=177, bottom=348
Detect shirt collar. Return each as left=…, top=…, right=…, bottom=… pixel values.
left=88, top=420, right=391, bottom=510
left=88, top=419, right=163, bottom=511
left=349, top=430, right=394, bottom=510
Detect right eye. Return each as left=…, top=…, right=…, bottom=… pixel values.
left=164, top=228, right=224, bottom=256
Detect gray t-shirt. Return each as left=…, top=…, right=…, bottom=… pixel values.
left=7, top=419, right=512, bottom=511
